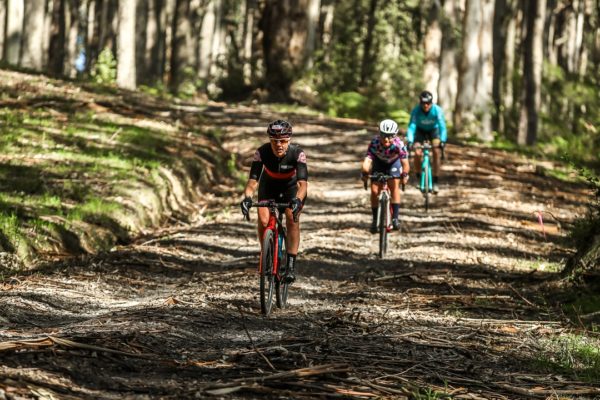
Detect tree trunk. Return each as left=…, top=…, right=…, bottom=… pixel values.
left=423, top=0, right=442, bottom=100
left=454, top=0, right=494, bottom=141
left=169, top=0, right=191, bottom=92
left=492, top=0, right=517, bottom=134
left=0, top=0, right=5, bottom=56
left=135, top=0, right=148, bottom=84
left=260, top=0, right=309, bottom=101
left=117, top=0, right=137, bottom=89
left=438, top=0, right=463, bottom=122
left=321, top=2, right=334, bottom=63
left=359, top=0, right=378, bottom=87
left=64, top=0, right=80, bottom=78
left=20, top=0, right=45, bottom=70
left=4, top=0, right=23, bottom=65
left=48, top=0, right=66, bottom=76
left=517, top=0, right=546, bottom=146
left=198, top=0, right=218, bottom=81
left=241, top=0, right=257, bottom=84
left=305, top=0, right=320, bottom=68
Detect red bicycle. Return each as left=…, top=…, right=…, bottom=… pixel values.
left=245, top=200, right=292, bottom=315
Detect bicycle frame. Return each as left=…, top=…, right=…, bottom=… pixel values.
left=251, top=200, right=291, bottom=315
left=257, top=201, right=287, bottom=277
left=368, top=173, right=397, bottom=258
left=420, top=142, right=433, bottom=193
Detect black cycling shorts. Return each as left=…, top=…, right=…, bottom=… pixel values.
left=372, top=157, right=402, bottom=177
left=414, top=127, right=440, bottom=143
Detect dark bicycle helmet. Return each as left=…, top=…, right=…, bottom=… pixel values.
left=267, top=120, right=293, bottom=138
left=419, top=90, right=433, bottom=104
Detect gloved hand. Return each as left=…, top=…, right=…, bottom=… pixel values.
left=400, top=171, right=409, bottom=185
left=408, top=141, right=414, bottom=150
left=361, top=172, right=369, bottom=190
left=440, top=141, right=446, bottom=149
left=241, top=197, right=252, bottom=218
left=290, top=197, right=303, bottom=220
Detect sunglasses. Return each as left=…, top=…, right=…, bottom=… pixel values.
left=421, top=102, right=432, bottom=106
left=380, top=134, right=396, bottom=139
left=270, top=138, right=290, bottom=144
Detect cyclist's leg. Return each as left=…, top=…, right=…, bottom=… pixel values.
left=256, top=179, right=274, bottom=249
left=412, top=129, right=427, bottom=181
left=370, top=159, right=386, bottom=232
left=429, top=129, right=441, bottom=192
left=387, top=158, right=402, bottom=230
left=282, top=183, right=303, bottom=282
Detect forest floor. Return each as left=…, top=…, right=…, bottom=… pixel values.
left=1, top=104, right=599, bottom=399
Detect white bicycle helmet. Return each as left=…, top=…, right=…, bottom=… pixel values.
left=379, top=119, right=399, bottom=137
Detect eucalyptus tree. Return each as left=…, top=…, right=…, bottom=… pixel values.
left=21, top=1, right=46, bottom=70
left=117, top=0, right=137, bottom=89
left=517, top=0, right=546, bottom=145
left=4, top=0, right=23, bottom=65
left=454, top=0, right=494, bottom=142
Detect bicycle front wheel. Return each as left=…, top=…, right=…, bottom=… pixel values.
left=276, top=229, right=289, bottom=308
left=378, top=194, right=389, bottom=258
left=423, top=165, right=430, bottom=212
left=260, top=229, right=276, bottom=315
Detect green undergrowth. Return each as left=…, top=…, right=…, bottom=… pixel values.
left=534, top=333, right=600, bottom=383
left=0, top=90, right=225, bottom=264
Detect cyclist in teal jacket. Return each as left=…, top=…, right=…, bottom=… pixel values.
left=406, top=91, right=447, bottom=193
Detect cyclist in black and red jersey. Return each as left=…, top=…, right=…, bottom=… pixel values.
left=240, top=120, right=308, bottom=283
left=361, top=119, right=410, bottom=233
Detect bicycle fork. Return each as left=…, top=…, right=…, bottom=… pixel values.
left=421, top=153, right=433, bottom=192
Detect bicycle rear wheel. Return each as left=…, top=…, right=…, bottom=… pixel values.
left=260, top=229, right=276, bottom=315
left=276, top=229, right=289, bottom=308
left=378, top=194, right=389, bottom=258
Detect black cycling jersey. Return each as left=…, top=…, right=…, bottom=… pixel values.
left=249, top=143, right=308, bottom=182
left=249, top=143, right=308, bottom=202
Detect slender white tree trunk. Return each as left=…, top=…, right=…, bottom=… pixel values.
left=305, top=0, right=320, bottom=68
left=4, top=0, right=24, bottom=65
left=423, top=2, right=442, bottom=101
left=321, top=3, right=334, bottom=63
left=199, top=0, right=217, bottom=80
left=242, top=0, right=256, bottom=83
left=438, top=0, right=463, bottom=122
left=117, top=0, right=137, bottom=89
left=454, top=0, right=494, bottom=141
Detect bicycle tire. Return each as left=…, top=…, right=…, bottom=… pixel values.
left=260, top=229, right=276, bottom=315
left=378, top=193, right=389, bottom=258
left=424, top=165, right=430, bottom=212
left=276, top=228, right=289, bottom=308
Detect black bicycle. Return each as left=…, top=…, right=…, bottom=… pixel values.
left=365, top=173, right=403, bottom=258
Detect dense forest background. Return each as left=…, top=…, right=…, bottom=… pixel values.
left=0, top=0, right=598, bottom=167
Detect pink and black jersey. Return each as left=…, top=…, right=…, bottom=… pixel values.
left=365, top=136, right=408, bottom=163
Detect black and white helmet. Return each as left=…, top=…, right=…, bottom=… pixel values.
left=379, top=119, right=399, bottom=137
left=419, top=90, right=433, bottom=104
left=267, top=120, right=292, bottom=138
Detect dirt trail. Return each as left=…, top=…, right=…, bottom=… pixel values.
left=1, top=106, right=597, bottom=399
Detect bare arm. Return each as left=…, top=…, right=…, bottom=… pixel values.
left=243, top=179, right=258, bottom=198
left=361, top=157, right=373, bottom=175
left=296, top=180, right=307, bottom=201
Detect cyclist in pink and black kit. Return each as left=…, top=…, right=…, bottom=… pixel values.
left=240, top=120, right=308, bottom=283
left=361, top=119, right=410, bottom=233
